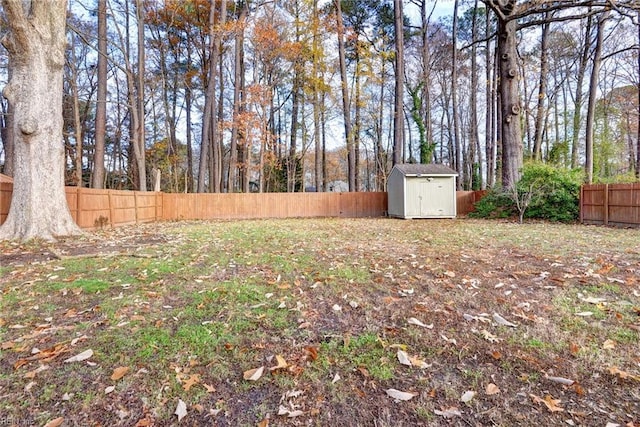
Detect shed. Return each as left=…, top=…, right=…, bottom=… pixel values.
left=387, top=164, right=458, bottom=219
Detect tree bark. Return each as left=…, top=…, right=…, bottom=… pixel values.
left=496, top=13, right=523, bottom=190
left=392, top=0, right=404, bottom=166
left=335, top=0, right=356, bottom=191
left=0, top=0, right=81, bottom=241
left=229, top=2, right=248, bottom=193
left=532, top=16, right=550, bottom=161
left=585, top=10, right=609, bottom=184
left=637, top=10, right=640, bottom=179
left=92, top=0, right=107, bottom=189
left=451, top=0, right=462, bottom=189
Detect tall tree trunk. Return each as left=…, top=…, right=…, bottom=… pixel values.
left=585, top=10, right=608, bottom=184
left=496, top=15, right=523, bottom=190
left=393, top=0, right=404, bottom=166
left=571, top=15, right=593, bottom=169
left=197, top=1, right=216, bottom=193
left=485, top=12, right=495, bottom=188
left=312, top=0, right=323, bottom=192
left=92, top=0, right=107, bottom=189
left=532, top=16, right=550, bottom=160
left=288, top=0, right=302, bottom=192
left=134, top=0, right=146, bottom=191
left=469, top=0, right=481, bottom=189
left=229, top=2, right=248, bottom=193
left=0, top=0, right=81, bottom=241
left=637, top=10, right=640, bottom=179
left=420, top=0, right=433, bottom=165
left=69, top=34, right=84, bottom=187
left=451, top=0, right=462, bottom=189
left=335, top=0, right=355, bottom=191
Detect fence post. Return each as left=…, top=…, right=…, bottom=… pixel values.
left=108, top=190, right=115, bottom=228
left=579, top=186, right=584, bottom=224
left=604, top=184, right=609, bottom=226
left=134, top=191, right=139, bottom=225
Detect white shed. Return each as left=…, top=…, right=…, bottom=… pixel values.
left=387, top=164, right=458, bottom=219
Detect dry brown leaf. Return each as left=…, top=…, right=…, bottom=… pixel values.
left=111, top=366, right=130, bottom=381
left=1, top=341, right=14, bottom=350
left=134, top=416, right=153, bottom=427
left=530, top=393, right=564, bottom=412
left=270, top=355, right=288, bottom=371
left=305, top=346, right=318, bottom=361
left=485, top=383, right=500, bottom=395
left=203, top=383, right=216, bottom=393
left=608, top=366, right=640, bottom=381
left=243, top=366, right=264, bottom=381
left=182, top=374, right=200, bottom=391
left=24, top=364, right=48, bottom=379
left=43, top=417, right=64, bottom=427
left=257, top=418, right=269, bottom=427
left=602, top=339, right=616, bottom=350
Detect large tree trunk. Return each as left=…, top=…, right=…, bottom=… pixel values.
left=312, top=0, right=323, bottom=192
left=571, top=16, right=593, bottom=169
left=451, top=0, right=462, bottom=189
left=0, top=0, right=81, bottom=241
left=496, top=15, right=523, bottom=190
left=532, top=16, right=550, bottom=161
left=392, top=0, right=404, bottom=166
left=92, top=0, right=107, bottom=189
left=585, top=10, right=608, bottom=184
left=228, top=2, right=248, bottom=193
left=335, top=0, right=355, bottom=191
left=636, top=10, right=640, bottom=180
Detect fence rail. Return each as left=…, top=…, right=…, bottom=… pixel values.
left=1, top=178, right=484, bottom=230
left=581, top=183, right=640, bottom=227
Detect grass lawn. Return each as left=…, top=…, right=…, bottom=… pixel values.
left=1, top=218, right=639, bottom=426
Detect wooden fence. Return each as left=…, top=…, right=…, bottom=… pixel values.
left=1, top=178, right=484, bottom=230
left=581, top=183, right=640, bottom=227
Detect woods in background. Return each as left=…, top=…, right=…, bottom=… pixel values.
left=1, top=0, right=639, bottom=193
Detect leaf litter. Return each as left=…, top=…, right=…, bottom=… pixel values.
left=1, top=219, right=639, bottom=426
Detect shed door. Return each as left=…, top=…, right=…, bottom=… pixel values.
left=406, top=177, right=453, bottom=217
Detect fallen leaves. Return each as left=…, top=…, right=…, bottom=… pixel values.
left=243, top=366, right=265, bottom=381
left=530, top=393, right=564, bottom=412
left=43, top=417, right=64, bottom=427
left=434, top=407, right=462, bottom=418
left=385, top=388, right=417, bottom=401
left=174, top=399, right=188, bottom=422
left=110, top=366, right=130, bottom=381
left=608, top=366, right=640, bottom=382
left=485, top=383, right=500, bottom=395
left=64, top=349, right=94, bottom=363
left=396, top=349, right=430, bottom=369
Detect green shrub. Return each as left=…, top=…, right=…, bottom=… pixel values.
left=519, top=163, right=582, bottom=222
left=471, top=163, right=582, bottom=223
left=469, top=188, right=514, bottom=219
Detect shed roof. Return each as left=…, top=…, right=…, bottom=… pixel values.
left=0, top=174, right=13, bottom=183
left=392, top=163, right=458, bottom=176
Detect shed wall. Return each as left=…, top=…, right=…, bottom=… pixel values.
left=387, top=169, right=406, bottom=218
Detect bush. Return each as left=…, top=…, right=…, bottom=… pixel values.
left=471, top=163, right=582, bottom=223
left=519, top=163, right=582, bottom=222
left=469, top=188, right=514, bottom=219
